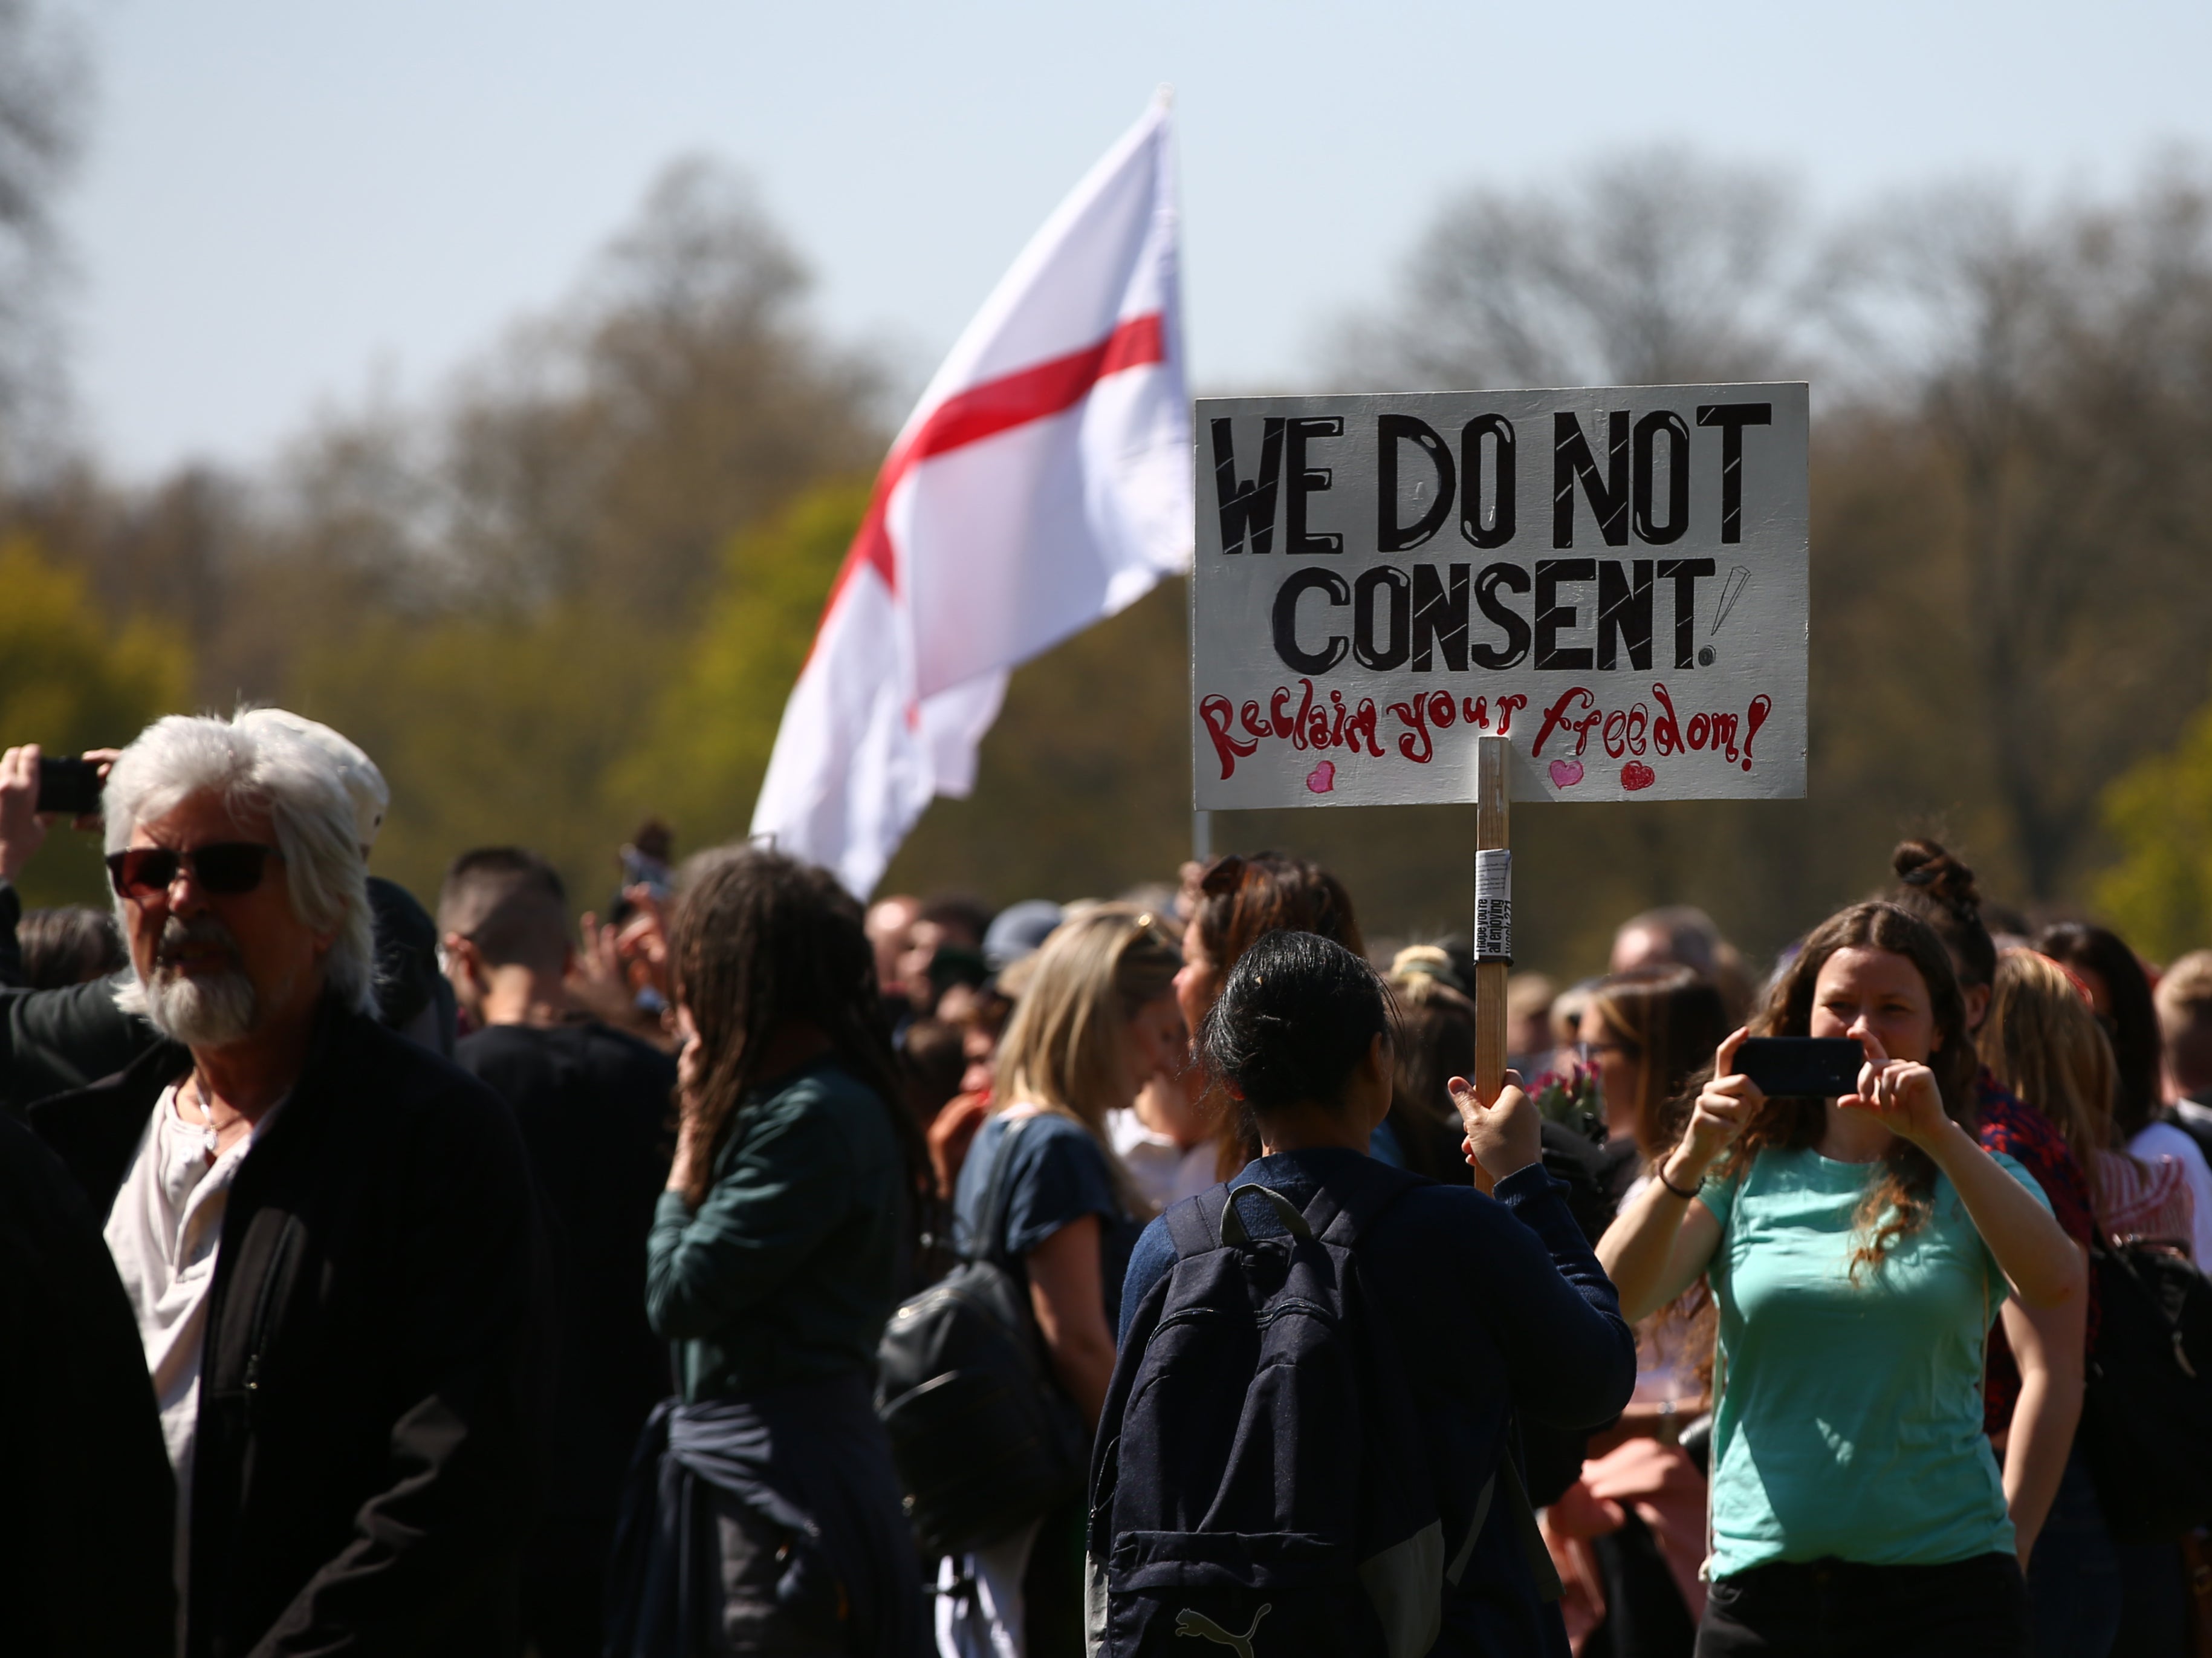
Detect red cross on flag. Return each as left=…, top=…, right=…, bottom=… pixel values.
left=751, top=94, right=1191, bottom=895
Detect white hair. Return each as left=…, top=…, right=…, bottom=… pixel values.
left=105, top=713, right=378, bottom=1017
left=232, top=707, right=388, bottom=852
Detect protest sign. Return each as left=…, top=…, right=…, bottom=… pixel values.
left=1189, top=384, right=1808, bottom=810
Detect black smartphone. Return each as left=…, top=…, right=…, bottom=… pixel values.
left=35, top=756, right=105, bottom=817
left=1731, top=1037, right=1865, bottom=1099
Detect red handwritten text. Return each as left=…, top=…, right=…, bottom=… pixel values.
left=1199, top=683, right=1530, bottom=781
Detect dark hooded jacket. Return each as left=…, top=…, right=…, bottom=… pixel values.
left=0, top=1108, right=176, bottom=1656
left=27, top=993, right=551, bottom=1658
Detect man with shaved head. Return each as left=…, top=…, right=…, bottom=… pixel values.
left=441, top=845, right=675, bottom=1658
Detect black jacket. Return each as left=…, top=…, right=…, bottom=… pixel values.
left=455, top=1021, right=672, bottom=1526
left=0, top=1109, right=176, bottom=1657
left=28, top=996, right=552, bottom=1658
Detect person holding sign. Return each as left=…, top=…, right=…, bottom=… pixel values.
left=1597, top=901, right=2086, bottom=1657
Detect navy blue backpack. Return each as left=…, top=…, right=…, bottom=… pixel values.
left=1086, top=1161, right=1556, bottom=1658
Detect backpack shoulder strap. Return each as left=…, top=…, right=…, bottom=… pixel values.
left=1163, top=1186, right=1228, bottom=1258
left=1304, top=1157, right=1429, bottom=1247
left=967, top=1113, right=1034, bottom=1267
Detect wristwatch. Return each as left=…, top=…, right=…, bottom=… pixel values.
left=1656, top=1397, right=1679, bottom=1449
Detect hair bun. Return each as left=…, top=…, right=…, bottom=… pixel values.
left=1892, top=837, right=1980, bottom=917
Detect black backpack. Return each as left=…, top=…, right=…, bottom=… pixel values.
left=875, top=1115, right=1088, bottom=1556
left=2080, top=1237, right=2212, bottom=1543
left=1087, top=1163, right=1558, bottom=1658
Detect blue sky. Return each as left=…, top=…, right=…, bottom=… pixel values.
left=64, top=0, right=2212, bottom=478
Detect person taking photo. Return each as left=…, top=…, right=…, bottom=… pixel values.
left=1598, top=900, right=2086, bottom=1658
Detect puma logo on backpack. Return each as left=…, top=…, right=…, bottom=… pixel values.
left=1175, top=1604, right=1270, bottom=1657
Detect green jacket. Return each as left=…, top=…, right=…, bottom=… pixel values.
left=646, top=1058, right=906, bottom=1400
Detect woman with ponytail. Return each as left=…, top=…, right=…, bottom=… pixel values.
left=1598, top=900, right=2084, bottom=1657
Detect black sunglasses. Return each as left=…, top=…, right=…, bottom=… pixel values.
left=106, top=842, right=282, bottom=900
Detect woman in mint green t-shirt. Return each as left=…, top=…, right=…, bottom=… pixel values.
left=1598, top=901, right=2086, bottom=1658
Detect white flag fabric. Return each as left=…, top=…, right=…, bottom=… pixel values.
left=751, top=94, right=1192, bottom=896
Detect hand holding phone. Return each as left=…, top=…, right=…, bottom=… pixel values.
left=0, top=745, right=50, bottom=881
left=1730, top=1037, right=1867, bottom=1099
left=1667, top=1027, right=1763, bottom=1186
left=2, top=745, right=114, bottom=883
left=1834, top=1029, right=1952, bottom=1148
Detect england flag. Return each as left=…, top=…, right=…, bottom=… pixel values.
left=751, top=93, right=1192, bottom=894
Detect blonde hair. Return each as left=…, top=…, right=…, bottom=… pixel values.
left=1978, top=948, right=2118, bottom=1175
left=1388, top=943, right=1465, bottom=1004
left=2156, top=949, right=2212, bottom=1026
left=992, top=905, right=1179, bottom=1218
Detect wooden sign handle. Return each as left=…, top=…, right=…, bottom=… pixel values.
left=1474, top=735, right=1511, bottom=1109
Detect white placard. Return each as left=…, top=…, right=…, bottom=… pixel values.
left=1190, top=384, right=1808, bottom=808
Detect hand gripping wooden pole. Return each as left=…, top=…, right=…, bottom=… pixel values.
left=1473, top=735, right=1512, bottom=1108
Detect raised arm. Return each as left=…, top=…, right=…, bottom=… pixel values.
left=1453, top=1076, right=1637, bottom=1428
left=1846, top=1037, right=2085, bottom=1310
left=1597, top=1027, right=1757, bottom=1322
left=647, top=1101, right=851, bottom=1339
left=0, top=744, right=47, bottom=989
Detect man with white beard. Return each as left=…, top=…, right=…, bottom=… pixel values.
left=0, top=713, right=458, bottom=1110
left=22, top=712, right=548, bottom=1658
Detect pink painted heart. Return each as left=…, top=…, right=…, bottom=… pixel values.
left=1621, top=761, right=1656, bottom=792
left=1305, top=759, right=1336, bottom=794
left=1548, top=758, right=1584, bottom=788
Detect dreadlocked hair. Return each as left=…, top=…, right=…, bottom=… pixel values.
left=666, top=845, right=926, bottom=1214
left=1729, top=900, right=1979, bottom=1281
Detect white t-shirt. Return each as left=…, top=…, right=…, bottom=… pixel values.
left=2129, top=1118, right=2212, bottom=1266
left=103, top=1083, right=277, bottom=1613
left=1108, top=1107, right=1216, bottom=1214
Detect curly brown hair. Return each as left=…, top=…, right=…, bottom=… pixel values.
left=1730, top=900, right=1979, bottom=1278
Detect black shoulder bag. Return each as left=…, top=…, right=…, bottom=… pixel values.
left=2080, top=1237, right=2212, bottom=1543
left=875, top=1115, right=1089, bottom=1556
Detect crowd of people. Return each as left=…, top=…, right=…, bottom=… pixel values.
left=0, top=712, right=2208, bottom=1658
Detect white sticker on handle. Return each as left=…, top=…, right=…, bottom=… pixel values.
left=1475, top=849, right=1511, bottom=963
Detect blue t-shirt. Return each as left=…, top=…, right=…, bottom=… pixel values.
left=1699, top=1145, right=2052, bottom=1576
left=955, top=1109, right=1140, bottom=1329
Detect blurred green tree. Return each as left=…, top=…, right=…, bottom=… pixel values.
left=615, top=478, right=871, bottom=851
left=0, top=536, right=189, bottom=904
left=2095, top=697, right=2212, bottom=962
left=287, top=605, right=667, bottom=916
